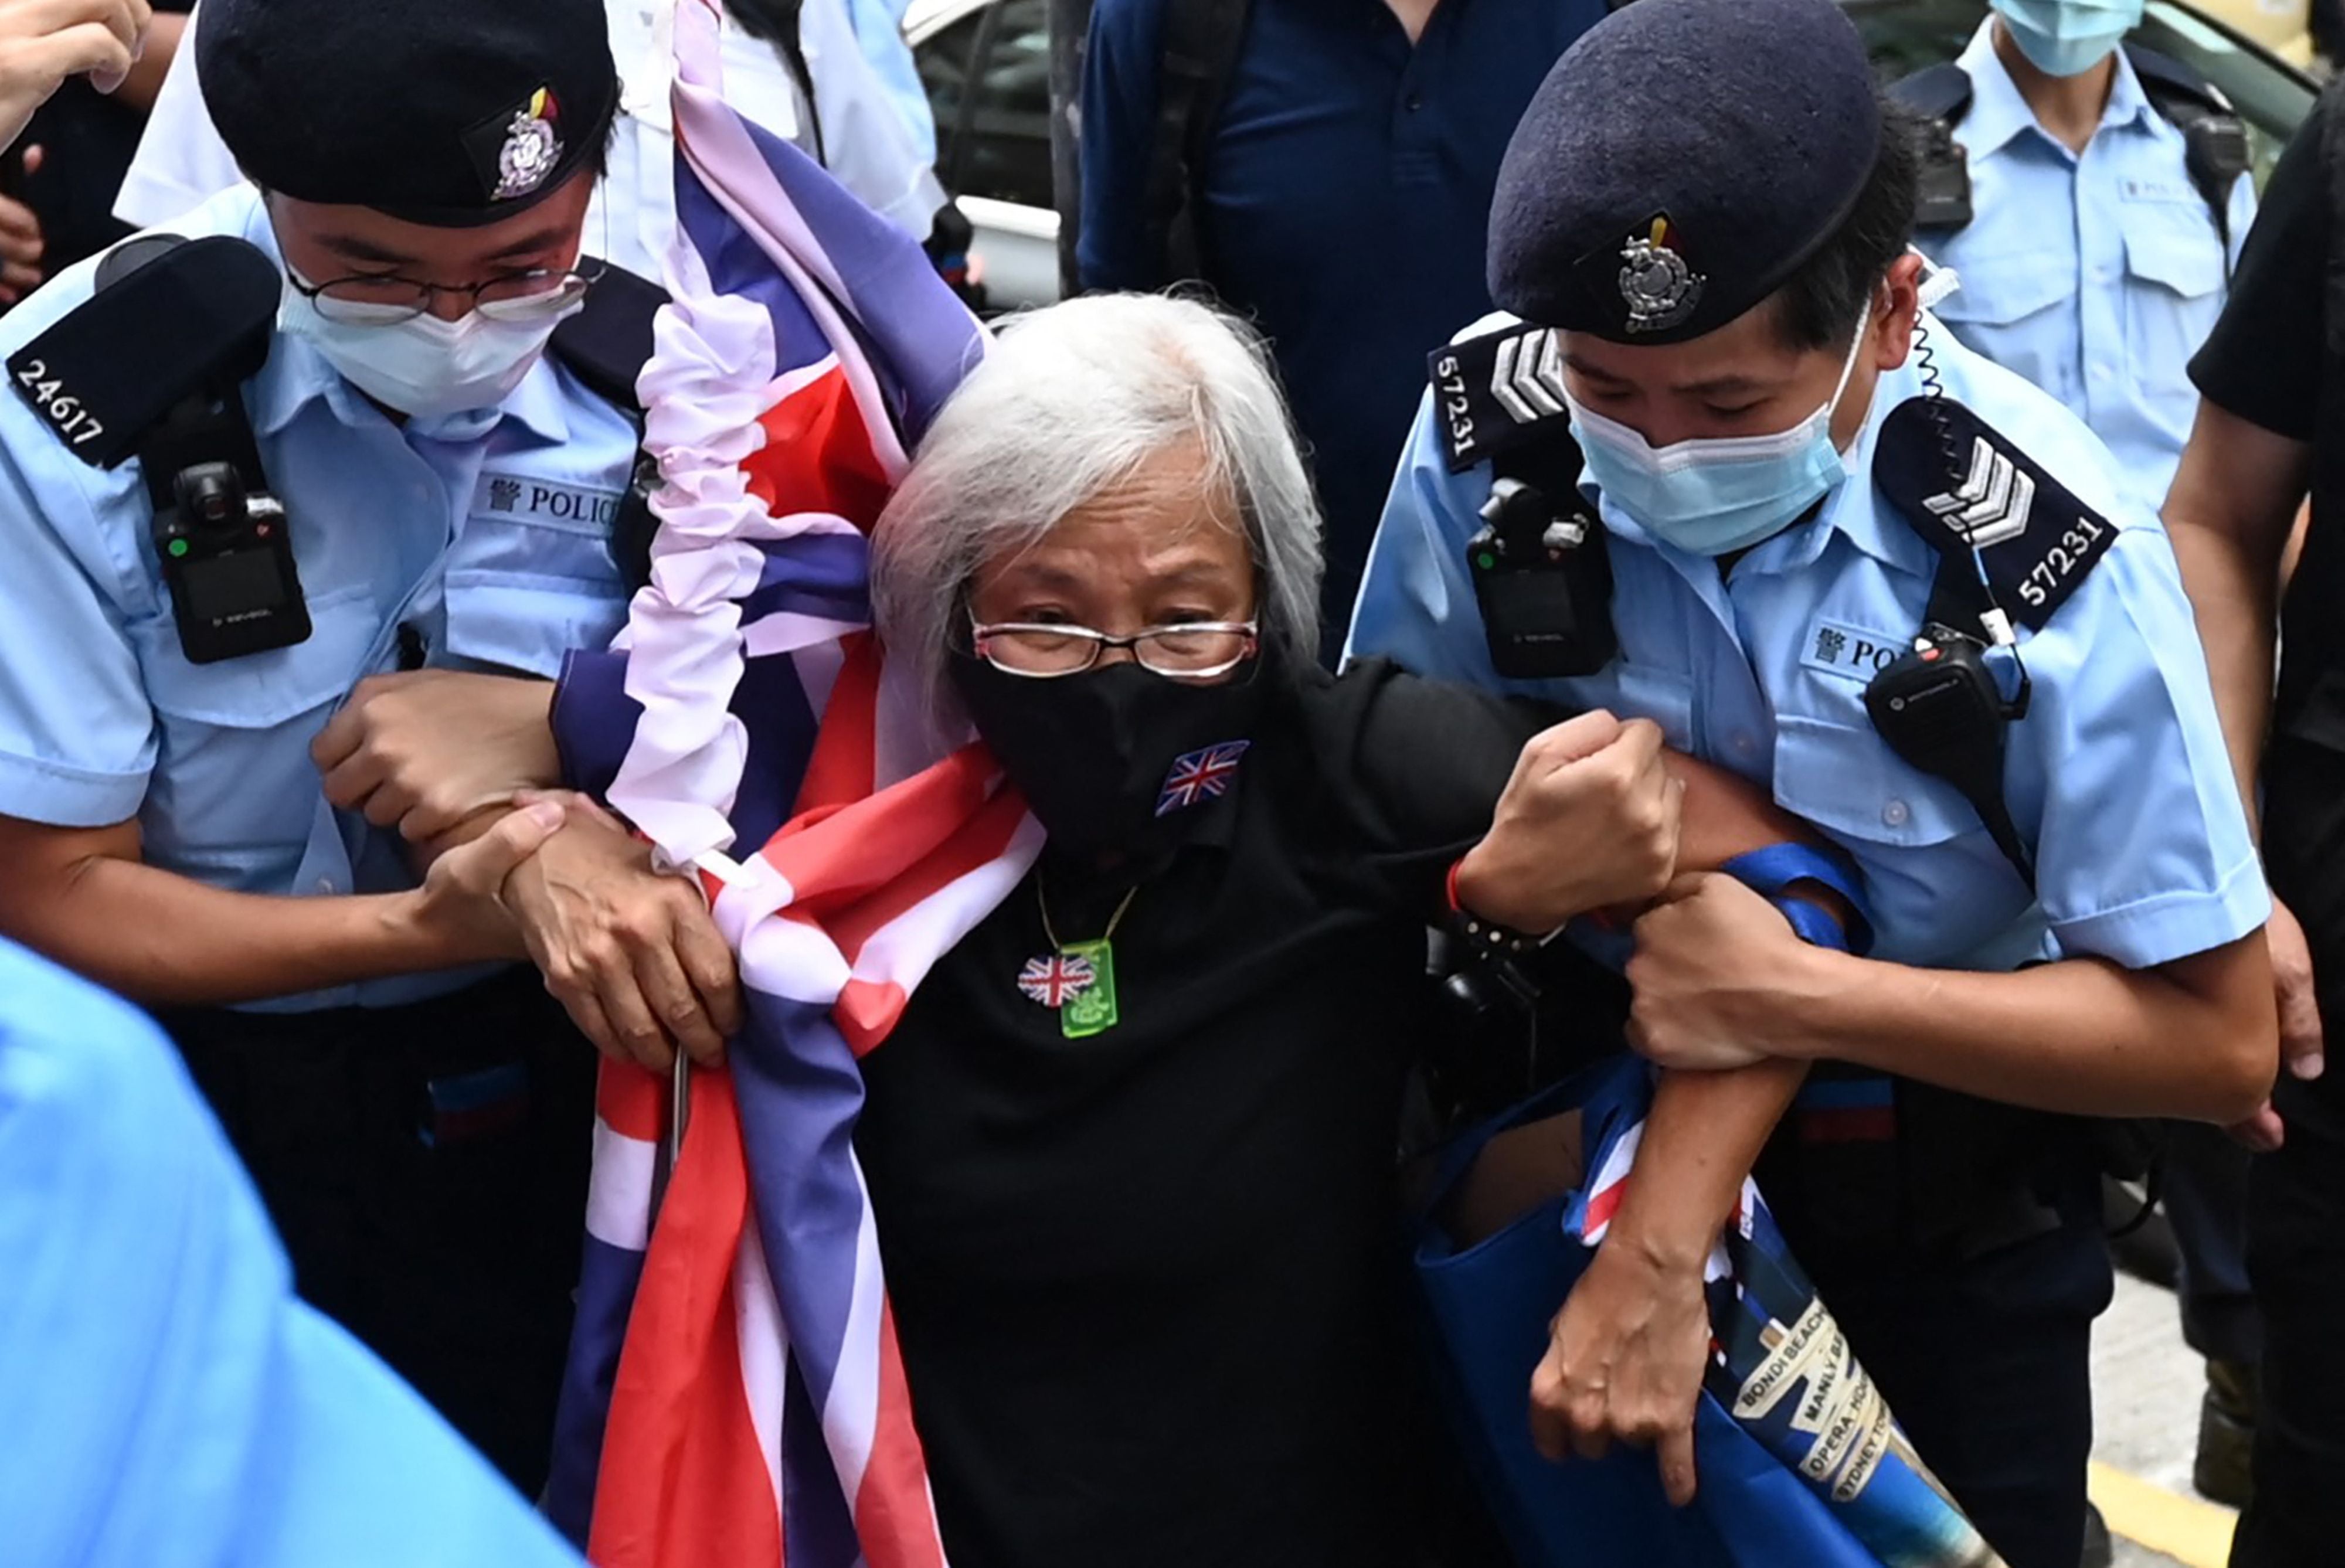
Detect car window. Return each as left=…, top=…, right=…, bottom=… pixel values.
left=955, top=0, right=1053, bottom=210
left=916, top=8, right=988, bottom=189
left=1842, top=0, right=2314, bottom=188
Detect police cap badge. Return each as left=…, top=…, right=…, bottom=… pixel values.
left=1489, top=0, right=1882, bottom=345
left=199, top=0, right=617, bottom=228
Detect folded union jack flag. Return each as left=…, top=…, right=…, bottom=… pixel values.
left=539, top=5, right=1037, bottom=1562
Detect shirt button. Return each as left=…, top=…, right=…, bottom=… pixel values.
left=1881, top=800, right=1911, bottom=829
left=317, top=876, right=339, bottom=895
left=1730, top=732, right=1756, bottom=756
left=1405, top=93, right=1424, bottom=112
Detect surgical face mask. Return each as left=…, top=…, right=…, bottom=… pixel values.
left=278, top=278, right=579, bottom=420
left=1565, top=312, right=1874, bottom=559
left=1989, top=0, right=2144, bottom=79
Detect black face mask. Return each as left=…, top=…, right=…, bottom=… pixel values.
left=950, top=651, right=1275, bottom=863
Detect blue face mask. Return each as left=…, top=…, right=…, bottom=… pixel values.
left=1566, top=315, right=1872, bottom=559
left=1989, top=0, right=2144, bottom=78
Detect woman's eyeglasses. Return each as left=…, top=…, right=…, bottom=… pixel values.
left=968, top=615, right=1260, bottom=679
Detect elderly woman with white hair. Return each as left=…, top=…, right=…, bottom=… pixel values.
left=342, top=294, right=1821, bottom=1566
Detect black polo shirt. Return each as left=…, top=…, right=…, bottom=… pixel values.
left=2190, top=104, right=2345, bottom=1127
left=854, top=658, right=1549, bottom=1568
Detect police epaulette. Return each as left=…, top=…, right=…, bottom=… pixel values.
left=5, top=236, right=280, bottom=469
left=1874, top=396, right=2120, bottom=633
left=1426, top=315, right=1572, bottom=474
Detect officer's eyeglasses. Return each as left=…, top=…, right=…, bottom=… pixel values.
left=286, top=259, right=606, bottom=325
left=968, top=614, right=1260, bottom=679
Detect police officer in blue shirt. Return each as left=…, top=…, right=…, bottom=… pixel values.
left=1348, top=1, right=2276, bottom=1562
left=1897, top=4, right=2266, bottom=1504
left=0, top=0, right=705, bottom=1491
left=1899, top=0, right=2253, bottom=515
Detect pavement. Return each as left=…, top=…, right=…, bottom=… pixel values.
left=2092, top=1273, right=2239, bottom=1568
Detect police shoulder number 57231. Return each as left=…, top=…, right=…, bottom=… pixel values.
left=2016, top=514, right=2108, bottom=610
left=11, top=357, right=105, bottom=447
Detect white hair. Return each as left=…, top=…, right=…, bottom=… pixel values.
left=870, top=292, right=1324, bottom=739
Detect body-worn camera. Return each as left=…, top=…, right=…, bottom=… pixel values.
left=154, top=461, right=308, bottom=664
left=9, top=234, right=308, bottom=664
left=1468, top=475, right=1616, bottom=680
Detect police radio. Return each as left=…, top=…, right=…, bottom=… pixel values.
left=10, top=234, right=308, bottom=664
left=1468, top=467, right=1617, bottom=680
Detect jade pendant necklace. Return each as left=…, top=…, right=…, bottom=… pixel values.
left=1017, top=876, right=1140, bottom=1039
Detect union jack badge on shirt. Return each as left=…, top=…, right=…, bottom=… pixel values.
left=1018, top=951, right=1096, bottom=1008
left=1155, top=741, right=1251, bottom=817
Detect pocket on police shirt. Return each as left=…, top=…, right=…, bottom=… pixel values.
left=2121, top=218, right=2225, bottom=429
left=1769, top=713, right=1977, bottom=852
left=131, top=587, right=380, bottom=873
left=444, top=470, right=631, bottom=677
left=134, top=584, right=379, bottom=729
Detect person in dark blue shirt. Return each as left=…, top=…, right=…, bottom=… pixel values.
left=1077, top=0, right=1605, bottom=647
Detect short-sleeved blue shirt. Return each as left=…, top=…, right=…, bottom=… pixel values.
left=0, top=187, right=638, bottom=1008
left=1918, top=22, right=2253, bottom=514
left=1348, top=315, right=2266, bottom=974
left=1078, top=0, right=1605, bottom=634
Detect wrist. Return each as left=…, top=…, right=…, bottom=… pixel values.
left=1727, top=938, right=1845, bottom=1060
left=1598, top=1215, right=1712, bottom=1280
left=1452, top=843, right=1565, bottom=933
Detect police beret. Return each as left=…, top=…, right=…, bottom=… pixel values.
left=197, top=0, right=618, bottom=228
left=1488, top=0, right=1883, bottom=344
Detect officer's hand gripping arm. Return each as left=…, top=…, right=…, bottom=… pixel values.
left=1630, top=892, right=2276, bottom=1126
left=1525, top=751, right=1843, bottom=1509
left=312, top=669, right=563, bottom=855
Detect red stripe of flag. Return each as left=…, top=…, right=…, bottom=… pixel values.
left=597, top=1057, right=669, bottom=1145
left=740, top=363, right=893, bottom=532
left=793, top=635, right=882, bottom=812
left=589, top=1070, right=784, bottom=1568
left=852, top=1297, right=950, bottom=1568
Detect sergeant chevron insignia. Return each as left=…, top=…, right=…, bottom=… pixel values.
left=1923, top=436, right=2035, bottom=549
left=1490, top=328, right=1569, bottom=425
left=1875, top=397, right=2119, bottom=634
left=1428, top=317, right=1575, bottom=472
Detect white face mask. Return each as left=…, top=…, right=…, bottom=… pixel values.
left=278, top=277, right=580, bottom=420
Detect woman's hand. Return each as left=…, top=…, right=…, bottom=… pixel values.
left=313, top=670, right=562, bottom=846
left=1454, top=710, right=1682, bottom=931
left=1529, top=1234, right=1711, bottom=1506
left=1627, top=872, right=1827, bottom=1072
left=396, top=799, right=568, bottom=965
left=500, top=794, right=743, bottom=1072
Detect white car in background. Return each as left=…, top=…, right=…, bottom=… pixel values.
left=910, top=0, right=2316, bottom=314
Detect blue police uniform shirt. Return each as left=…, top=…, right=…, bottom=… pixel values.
left=1918, top=21, right=2253, bottom=513
left=1079, top=0, right=1606, bottom=635
left=1347, top=314, right=2267, bottom=974
left=0, top=186, right=638, bottom=1010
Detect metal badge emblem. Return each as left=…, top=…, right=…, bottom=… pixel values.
left=495, top=87, right=564, bottom=200
left=1618, top=216, right=1704, bottom=335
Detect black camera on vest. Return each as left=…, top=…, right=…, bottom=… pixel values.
left=11, top=234, right=308, bottom=663
left=1468, top=470, right=1617, bottom=680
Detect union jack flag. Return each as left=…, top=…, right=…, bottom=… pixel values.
left=1017, top=952, right=1095, bottom=1008
left=538, top=5, right=1038, bottom=1563
left=1154, top=740, right=1251, bottom=816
